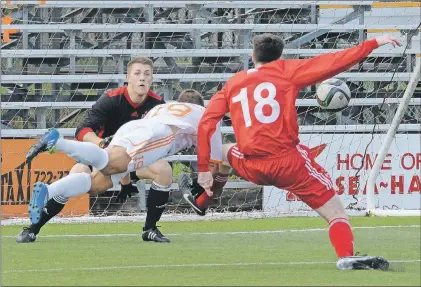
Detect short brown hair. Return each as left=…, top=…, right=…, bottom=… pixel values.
left=177, top=89, right=204, bottom=106
left=252, top=33, right=284, bottom=64
left=127, top=56, right=153, bottom=71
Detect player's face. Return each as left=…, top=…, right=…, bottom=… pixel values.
left=127, top=63, right=153, bottom=96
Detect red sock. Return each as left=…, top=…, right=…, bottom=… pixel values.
left=196, top=173, right=229, bottom=209
left=196, top=192, right=212, bottom=209
left=328, top=217, right=354, bottom=258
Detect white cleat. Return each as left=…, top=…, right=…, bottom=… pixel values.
left=336, top=255, right=389, bottom=270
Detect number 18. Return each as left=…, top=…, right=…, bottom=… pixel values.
left=232, top=82, right=280, bottom=127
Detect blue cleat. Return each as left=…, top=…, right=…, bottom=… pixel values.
left=28, top=182, right=49, bottom=225
left=26, top=128, right=60, bottom=161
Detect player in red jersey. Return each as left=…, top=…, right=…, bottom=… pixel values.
left=190, top=33, right=401, bottom=270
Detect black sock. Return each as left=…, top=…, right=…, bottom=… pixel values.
left=29, top=196, right=66, bottom=235
left=144, top=186, right=170, bottom=230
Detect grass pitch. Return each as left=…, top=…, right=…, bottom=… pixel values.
left=1, top=216, right=420, bottom=286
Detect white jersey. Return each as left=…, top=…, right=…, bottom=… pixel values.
left=109, top=101, right=223, bottom=186
left=144, top=101, right=223, bottom=163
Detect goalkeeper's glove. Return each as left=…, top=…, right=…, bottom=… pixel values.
left=98, top=135, right=113, bottom=149
left=115, top=183, right=138, bottom=203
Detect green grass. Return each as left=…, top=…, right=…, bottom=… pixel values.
left=2, top=217, right=420, bottom=286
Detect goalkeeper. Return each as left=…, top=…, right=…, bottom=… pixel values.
left=16, top=56, right=167, bottom=243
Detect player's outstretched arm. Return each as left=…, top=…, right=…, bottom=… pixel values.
left=197, top=88, right=229, bottom=192
left=375, top=35, right=402, bottom=48
left=197, top=89, right=229, bottom=172
left=284, top=35, right=402, bottom=89
left=200, top=121, right=224, bottom=195
left=209, top=121, right=223, bottom=167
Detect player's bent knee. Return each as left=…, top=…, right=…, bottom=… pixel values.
left=89, top=171, right=113, bottom=195
left=102, top=146, right=131, bottom=175
left=70, top=163, right=92, bottom=174
left=315, top=194, right=349, bottom=223
left=136, top=160, right=173, bottom=186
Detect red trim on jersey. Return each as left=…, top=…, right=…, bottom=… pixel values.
left=76, top=127, right=94, bottom=142
left=98, top=128, right=104, bottom=138
left=147, top=90, right=162, bottom=101
left=106, top=86, right=127, bottom=97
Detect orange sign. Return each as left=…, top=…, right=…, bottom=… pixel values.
left=1, top=139, right=89, bottom=219
left=1, top=15, right=19, bottom=43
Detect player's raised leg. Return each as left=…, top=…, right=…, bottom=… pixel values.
left=26, top=129, right=110, bottom=170
left=26, top=129, right=131, bottom=175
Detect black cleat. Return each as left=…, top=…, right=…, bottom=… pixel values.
left=15, top=227, right=37, bottom=243
left=336, top=255, right=390, bottom=270
left=183, top=193, right=206, bottom=216
left=142, top=227, right=171, bottom=243
left=26, top=128, right=59, bottom=161
left=179, top=173, right=207, bottom=216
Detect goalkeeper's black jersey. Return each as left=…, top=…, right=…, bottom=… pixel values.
left=75, top=86, right=165, bottom=141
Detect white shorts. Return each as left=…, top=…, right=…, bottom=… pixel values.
left=107, top=118, right=174, bottom=186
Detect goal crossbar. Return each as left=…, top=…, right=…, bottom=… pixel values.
left=2, top=49, right=419, bottom=58
left=3, top=98, right=420, bottom=110
left=0, top=73, right=414, bottom=84
left=3, top=124, right=420, bottom=138
left=3, top=1, right=377, bottom=9
left=3, top=23, right=420, bottom=33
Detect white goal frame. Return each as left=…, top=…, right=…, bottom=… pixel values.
left=366, top=60, right=421, bottom=217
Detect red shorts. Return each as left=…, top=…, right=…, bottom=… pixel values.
left=227, top=144, right=335, bottom=210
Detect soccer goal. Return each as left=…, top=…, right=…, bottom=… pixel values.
left=1, top=1, right=420, bottom=223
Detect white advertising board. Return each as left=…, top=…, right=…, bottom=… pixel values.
left=263, top=134, right=421, bottom=213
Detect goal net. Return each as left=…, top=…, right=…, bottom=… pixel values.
left=1, top=0, right=420, bottom=223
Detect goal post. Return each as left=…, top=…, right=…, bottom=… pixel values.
left=366, top=59, right=421, bottom=217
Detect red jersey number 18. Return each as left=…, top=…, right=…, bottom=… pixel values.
left=232, top=82, right=280, bottom=127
